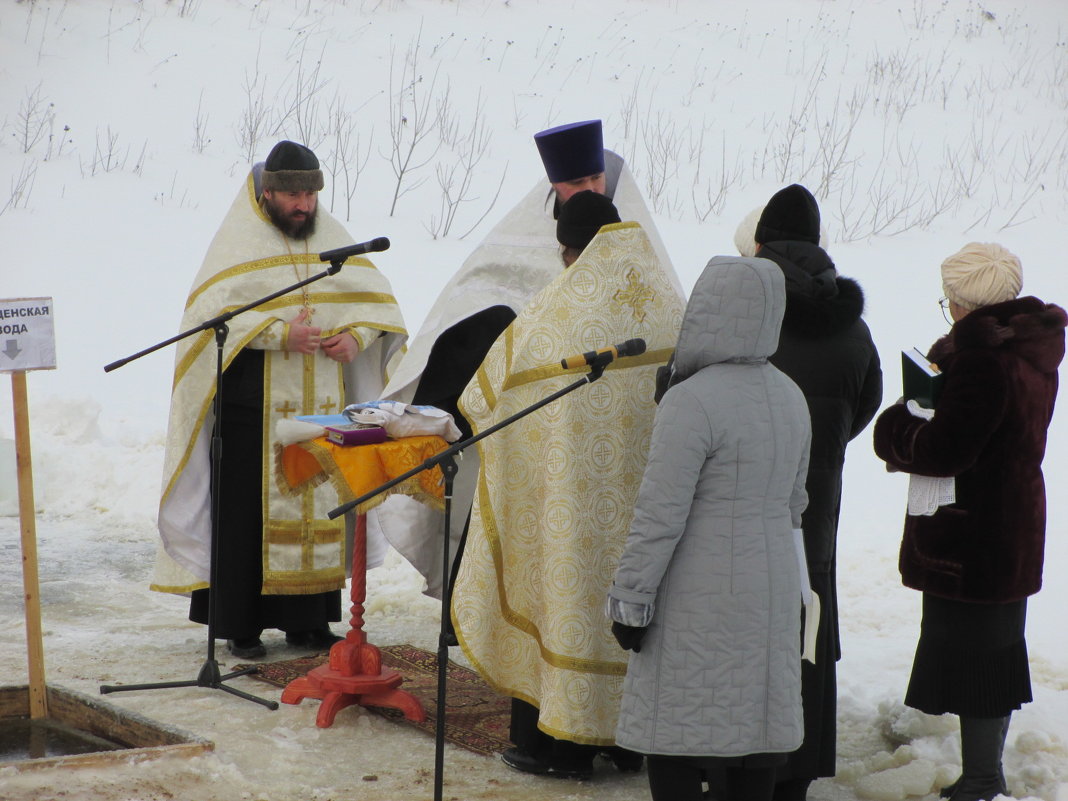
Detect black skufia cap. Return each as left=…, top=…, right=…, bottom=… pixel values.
left=556, top=190, right=621, bottom=249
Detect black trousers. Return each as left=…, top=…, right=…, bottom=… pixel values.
left=647, top=753, right=786, bottom=801
left=509, top=698, right=599, bottom=767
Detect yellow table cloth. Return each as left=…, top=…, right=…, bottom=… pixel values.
left=278, top=435, right=448, bottom=512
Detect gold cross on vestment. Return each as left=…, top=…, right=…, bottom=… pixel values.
left=319, top=397, right=337, bottom=414
left=592, top=438, right=615, bottom=467
left=547, top=504, right=571, bottom=532
left=613, top=267, right=657, bottom=323
left=275, top=400, right=298, bottom=418
left=595, top=495, right=618, bottom=525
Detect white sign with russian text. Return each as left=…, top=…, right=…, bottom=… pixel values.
left=0, top=297, right=56, bottom=372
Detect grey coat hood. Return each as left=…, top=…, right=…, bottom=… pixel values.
left=673, top=256, right=786, bottom=379
left=608, top=252, right=810, bottom=757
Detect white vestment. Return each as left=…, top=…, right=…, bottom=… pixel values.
left=152, top=170, right=407, bottom=595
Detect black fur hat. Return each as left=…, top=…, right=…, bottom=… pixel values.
left=755, top=184, right=820, bottom=245
left=261, top=140, right=324, bottom=192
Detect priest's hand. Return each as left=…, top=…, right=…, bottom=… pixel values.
left=286, top=308, right=321, bottom=354
left=611, top=621, right=647, bottom=653
left=321, top=331, right=361, bottom=363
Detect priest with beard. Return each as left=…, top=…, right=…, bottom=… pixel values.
left=151, top=140, right=407, bottom=660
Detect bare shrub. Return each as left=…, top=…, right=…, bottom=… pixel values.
left=273, top=42, right=330, bottom=151
left=638, top=110, right=682, bottom=216
left=1, top=160, right=37, bottom=217
left=236, top=66, right=271, bottom=166
left=425, top=91, right=504, bottom=239
left=322, top=91, right=375, bottom=222
left=192, top=91, right=211, bottom=154
left=15, top=83, right=55, bottom=154
left=79, top=127, right=146, bottom=177
left=384, top=30, right=441, bottom=216
left=689, top=126, right=742, bottom=222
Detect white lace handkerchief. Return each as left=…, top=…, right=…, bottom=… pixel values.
left=904, top=400, right=956, bottom=516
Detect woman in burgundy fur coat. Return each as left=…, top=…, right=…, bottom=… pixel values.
left=873, top=242, right=1066, bottom=801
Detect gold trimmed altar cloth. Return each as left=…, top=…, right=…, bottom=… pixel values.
left=278, top=435, right=448, bottom=513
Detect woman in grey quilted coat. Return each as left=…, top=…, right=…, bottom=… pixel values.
left=608, top=255, right=812, bottom=801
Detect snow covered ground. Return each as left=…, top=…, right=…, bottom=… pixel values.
left=1, top=1, right=1067, bottom=799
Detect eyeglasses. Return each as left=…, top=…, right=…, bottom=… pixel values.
left=938, top=297, right=952, bottom=325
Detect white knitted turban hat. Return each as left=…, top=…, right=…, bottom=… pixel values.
left=940, top=242, right=1023, bottom=311
left=734, top=207, right=764, bottom=258
left=734, top=204, right=830, bottom=258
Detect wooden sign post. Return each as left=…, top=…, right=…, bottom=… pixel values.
left=12, top=370, right=46, bottom=718
left=1, top=297, right=215, bottom=770
left=2, top=297, right=57, bottom=720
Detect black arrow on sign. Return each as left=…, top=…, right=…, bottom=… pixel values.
left=2, top=340, right=21, bottom=360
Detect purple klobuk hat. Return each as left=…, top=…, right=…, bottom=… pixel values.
left=534, top=120, right=605, bottom=183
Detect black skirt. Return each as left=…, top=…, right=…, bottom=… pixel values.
left=905, top=593, right=1031, bottom=718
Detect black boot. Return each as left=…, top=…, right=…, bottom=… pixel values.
left=941, top=714, right=1011, bottom=799
left=947, top=715, right=1010, bottom=801
left=647, top=755, right=705, bottom=801
left=773, top=777, right=813, bottom=801
left=227, top=637, right=266, bottom=659
left=600, top=745, right=644, bottom=772
left=725, top=765, right=778, bottom=801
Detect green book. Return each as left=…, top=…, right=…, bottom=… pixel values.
left=902, top=348, right=945, bottom=408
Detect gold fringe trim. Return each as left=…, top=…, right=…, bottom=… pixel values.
left=261, top=569, right=346, bottom=596
left=274, top=440, right=445, bottom=514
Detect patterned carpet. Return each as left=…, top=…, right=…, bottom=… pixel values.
left=239, top=643, right=510, bottom=757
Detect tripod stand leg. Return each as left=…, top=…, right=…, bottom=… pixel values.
left=215, top=682, right=279, bottom=710
left=100, top=658, right=278, bottom=709
left=98, top=324, right=279, bottom=711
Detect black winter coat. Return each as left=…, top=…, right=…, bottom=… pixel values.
left=761, top=241, right=883, bottom=580
left=758, top=240, right=882, bottom=782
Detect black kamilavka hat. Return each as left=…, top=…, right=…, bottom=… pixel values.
left=534, top=120, right=605, bottom=183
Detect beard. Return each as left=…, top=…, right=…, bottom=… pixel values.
left=263, top=196, right=318, bottom=239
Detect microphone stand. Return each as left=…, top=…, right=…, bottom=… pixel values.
left=327, top=356, right=612, bottom=801
left=100, top=257, right=351, bottom=709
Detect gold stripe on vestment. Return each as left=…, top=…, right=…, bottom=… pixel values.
left=264, top=521, right=345, bottom=544
left=475, top=476, right=628, bottom=677
left=162, top=325, right=268, bottom=504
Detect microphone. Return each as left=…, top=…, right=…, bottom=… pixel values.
left=560, top=338, right=647, bottom=370
left=318, top=237, right=390, bottom=263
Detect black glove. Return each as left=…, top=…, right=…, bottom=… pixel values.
left=611, top=621, right=647, bottom=653
left=653, top=351, right=676, bottom=404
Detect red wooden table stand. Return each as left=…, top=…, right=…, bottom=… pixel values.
left=280, top=515, right=426, bottom=727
